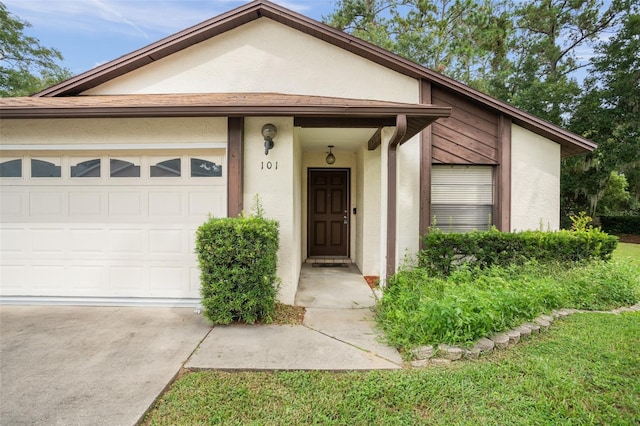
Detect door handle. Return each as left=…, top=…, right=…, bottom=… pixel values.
left=343, top=215, right=348, bottom=225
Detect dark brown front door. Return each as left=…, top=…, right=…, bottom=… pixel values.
left=308, top=169, right=349, bottom=257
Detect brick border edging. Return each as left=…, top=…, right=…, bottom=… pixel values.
left=408, top=303, right=640, bottom=367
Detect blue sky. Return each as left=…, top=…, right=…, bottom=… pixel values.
left=5, top=0, right=614, bottom=84
left=4, top=0, right=339, bottom=76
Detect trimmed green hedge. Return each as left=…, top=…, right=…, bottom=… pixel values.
left=600, top=215, right=640, bottom=235
left=196, top=216, right=279, bottom=324
left=419, top=228, right=618, bottom=277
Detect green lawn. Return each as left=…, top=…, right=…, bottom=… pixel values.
left=613, top=242, right=640, bottom=267
left=144, top=312, right=640, bottom=425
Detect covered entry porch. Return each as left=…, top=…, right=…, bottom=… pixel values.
left=225, top=93, right=450, bottom=304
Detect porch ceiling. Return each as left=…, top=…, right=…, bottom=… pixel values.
left=298, top=128, right=377, bottom=152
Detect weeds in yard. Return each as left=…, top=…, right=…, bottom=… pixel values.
left=376, top=260, right=640, bottom=351
left=613, top=242, right=640, bottom=267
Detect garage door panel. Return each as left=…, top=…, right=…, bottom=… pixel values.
left=149, top=192, right=183, bottom=216
left=69, top=265, right=107, bottom=291
left=0, top=265, right=25, bottom=292
left=71, top=229, right=106, bottom=253
left=110, top=266, right=147, bottom=294
left=30, top=192, right=64, bottom=216
left=190, top=267, right=201, bottom=293
left=108, top=229, right=146, bottom=254
left=149, top=229, right=184, bottom=254
left=109, top=192, right=143, bottom=216
left=0, top=228, right=26, bottom=253
left=1, top=192, right=23, bottom=215
left=1, top=152, right=224, bottom=301
left=31, top=265, right=67, bottom=290
left=31, top=229, right=66, bottom=253
left=189, top=191, right=224, bottom=217
left=69, top=192, right=103, bottom=216
left=149, top=267, right=187, bottom=294
left=0, top=259, right=202, bottom=298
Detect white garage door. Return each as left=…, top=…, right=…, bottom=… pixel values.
left=0, top=151, right=226, bottom=305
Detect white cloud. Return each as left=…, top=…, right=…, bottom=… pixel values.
left=3, top=0, right=232, bottom=39
left=4, top=0, right=318, bottom=39
left=216, top=0, right=313, bottom=13
left=90, top=0, right=149, bottom=38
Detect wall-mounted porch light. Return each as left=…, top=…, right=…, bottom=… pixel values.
left=326, top=145, right=336, bottom=165
left=262, top=124, right=277, bottom=155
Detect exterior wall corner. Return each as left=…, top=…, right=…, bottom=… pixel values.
left=510, top=124, right=561, bottom=231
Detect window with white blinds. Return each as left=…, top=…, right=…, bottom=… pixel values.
left=431, top=165, right=494, bottom=232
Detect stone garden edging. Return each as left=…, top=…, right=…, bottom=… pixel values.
left=409, top=303, right=640, bottom=367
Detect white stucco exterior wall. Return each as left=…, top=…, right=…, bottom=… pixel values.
left=511, top=124, right=561, bottom=231
left=0, top=118, right=227, bottom=147
left=396, top=135, right=421, bottom=266
left=83, top=19, right=419, bottom=103
left=243, top=117, right=299, bottom=304
left=355, top=143, right=382, bottom=277
left=356, top=146, right=365, bottom=272
left=378, top=128, right=394, bottom=282
left=292, top=128, right=303, bottom=288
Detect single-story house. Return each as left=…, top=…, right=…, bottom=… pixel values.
left=0, top=0, right=595, bottom=306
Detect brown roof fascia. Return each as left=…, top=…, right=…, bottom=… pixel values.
left=1, top=92, right=450, bottom=144
left=0, top=98, right=451, bottom=144
left=32, top=0, right=594, bottom=155
left=0, top=106, right=447, bottom=118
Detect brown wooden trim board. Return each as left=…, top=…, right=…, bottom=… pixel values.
left=227, top=117, right=244, bottom=217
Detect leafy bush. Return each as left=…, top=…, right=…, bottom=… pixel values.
left=196, top=215, right=279, bottom=324
left=419, top=227, right=618, bottom=277
left=599, top=215, right=640, bottom=235
left=376, top=261, right=640, bottom=351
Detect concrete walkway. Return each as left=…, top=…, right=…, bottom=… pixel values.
left=0, top=265, right=400, bottom=424
left=187, top=264, right=403, bottom=370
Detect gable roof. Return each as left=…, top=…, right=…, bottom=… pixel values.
left=32, top=0, right=593, bottom=156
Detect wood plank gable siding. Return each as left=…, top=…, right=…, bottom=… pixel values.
left=431, top=87, right=500, bottom=165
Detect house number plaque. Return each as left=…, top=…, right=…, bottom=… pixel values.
left=261, top=161, right=278, bottom=170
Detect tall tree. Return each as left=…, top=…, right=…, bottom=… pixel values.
left=326, top=0, right=397, bottom=51
left=496, top=0, right=631, bottom=125
left=564, top=12, right=640, bottom=217
left=325, top=0, right=513, bottom=89
left=0, top=2, right=71, bottom=97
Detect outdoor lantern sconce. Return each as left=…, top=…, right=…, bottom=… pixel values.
left=262, top=124, right=277, bottom=155
left=325, top=145, right=336, bottom=165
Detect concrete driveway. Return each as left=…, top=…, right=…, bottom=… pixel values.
left=0, top=306, right=211, bottom=425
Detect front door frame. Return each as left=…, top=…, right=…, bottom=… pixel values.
left=307, top=168, right=351, bottom=258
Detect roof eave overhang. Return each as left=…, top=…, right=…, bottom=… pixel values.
left=0, top=105, right=451, bottom=119
left=0, top=105, right=451, bottom=143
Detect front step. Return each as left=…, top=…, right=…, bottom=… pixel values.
left=305, top=257, right=352, bottom=265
